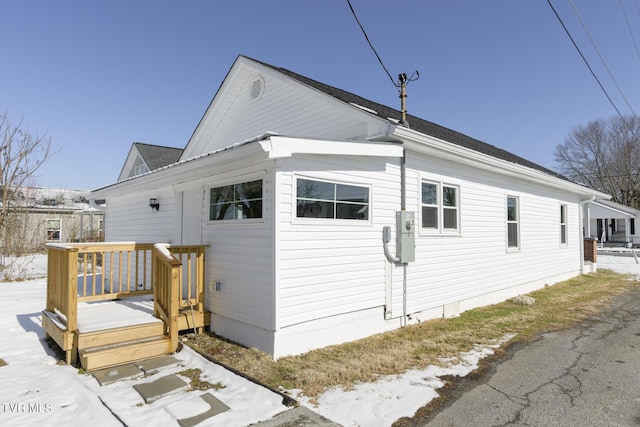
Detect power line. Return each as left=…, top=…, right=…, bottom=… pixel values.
left=568, top=0, right=636, bottom=116
left=620, top=0, right=640, bottom=63
left=546, top=0, right=633, bottom=130
left=345, top=0, right=399, bottom=91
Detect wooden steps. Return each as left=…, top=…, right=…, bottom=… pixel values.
left=77, top=322, right=165, bottom=350
left=43, top=303, right=211, bottom=372
left=79, top=335, right=173, bottom=372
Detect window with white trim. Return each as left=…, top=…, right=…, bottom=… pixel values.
left=560, top=204, right=567, bottom=245
left=296, top=178, right=369, bottom=220
left=209, top=179, right=263, bottom=221
left=507, top=196, right=519, bottom=249
left=46, top=219, right=61, bottom=241
left=421, top=181, right=460, bottom=232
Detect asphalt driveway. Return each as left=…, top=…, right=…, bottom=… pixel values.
left=420, top=277, right=640, bottom=426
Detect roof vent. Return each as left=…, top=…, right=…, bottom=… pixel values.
left=250, top=76, right=265, bottom=100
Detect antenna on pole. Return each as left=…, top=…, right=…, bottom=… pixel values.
left=398, top=71, right=419, bottom=127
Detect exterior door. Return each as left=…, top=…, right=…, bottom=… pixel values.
left=177, top=187, right=204, bottom=245
left=175, top=187, right=204, bottom=304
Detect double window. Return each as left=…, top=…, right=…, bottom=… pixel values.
left=209, top=179, right=263, bottom=221
left=296, top=178, right=369, bottom=220
left=421, top=181, right=459, bottom=232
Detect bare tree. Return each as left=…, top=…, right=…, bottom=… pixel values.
left=0, top=112, right=52, bottom=257
left=555, top=116, right=640, bottom=208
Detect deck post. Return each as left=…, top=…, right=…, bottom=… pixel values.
left=169, top=264, right=180, bottom=351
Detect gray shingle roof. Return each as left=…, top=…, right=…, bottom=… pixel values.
left=250, top=56, right=564, bottom=179
left=134, top=142, right=183, bottom=171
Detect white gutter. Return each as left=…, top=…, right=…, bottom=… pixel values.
left=258, top=135, right=403, bottom=159
left=389, top=126, right=610, bottom=199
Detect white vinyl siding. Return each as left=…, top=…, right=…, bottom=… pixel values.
left=276, top=155, right=400, bottom=328
left=404, top=152, right=582, bottom=317
left=275, top=150, right=585, bottom=333
left=202, top=167, right=274, bottom=332
left=183, top=65, right=383, bottom=159
left=104, top=190, right=177, bottom=243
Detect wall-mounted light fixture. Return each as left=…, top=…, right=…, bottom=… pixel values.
left=149, top=197, right=160, bottom=211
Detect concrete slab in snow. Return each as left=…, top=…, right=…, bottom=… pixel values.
left=134, top=374, right=189, bottom=403
left=166, top=392, right=231, bottom=427
left=92, top=363, right=144, bottom=386
left=134, top=355, right=180, bottom=374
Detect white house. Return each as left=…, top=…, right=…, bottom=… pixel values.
left=586, top=199, right=640, bottom=247
left=2, top=187, right=104, bottom=252
left=91, top=55, right=608, bottom=358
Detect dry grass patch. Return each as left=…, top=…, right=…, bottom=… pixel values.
left=186, top=269, right=636, bottom=400
left=177, top=368, right=225, bottom=392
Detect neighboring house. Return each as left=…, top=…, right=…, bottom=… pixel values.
left=2, top=187, right=104, bottom=252
left=586, top=199, right=640, bottom=247
left=118, top=142, right=184, bottom=181
left=91, top=55, right=609, bottom=358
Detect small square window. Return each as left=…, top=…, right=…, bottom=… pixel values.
left=46, top=219, right=61, bottom=241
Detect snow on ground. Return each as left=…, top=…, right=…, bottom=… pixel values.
left=1, top=277, right=502, bottom=427
left=2, top=251, right=634, bottom=426
left=598, top=250, right=640, bottom=278
left=0, top=271, right=287, bottom=426
left=294, top=345, right=504, bottom=427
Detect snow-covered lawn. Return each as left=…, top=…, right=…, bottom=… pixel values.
left=0, top=279, right=287, bottom=427
left=0, top=273, right=504, bottom=426
left=11, top=252, right=634, bottom=426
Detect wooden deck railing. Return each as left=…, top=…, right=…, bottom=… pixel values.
left=46, top=244, right=80, bottom=333
left=45, top=242, right=208, bottom=353
left=75, top=242, right=155, bottom=302
left=169, top=245, right=206, bottom=312
left=152, top=244, right=181, bottom=351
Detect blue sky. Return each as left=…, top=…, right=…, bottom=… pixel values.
left=1, top=1, right=639, bottom=190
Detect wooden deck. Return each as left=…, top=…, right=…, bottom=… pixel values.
left=43, top=243, right=210, bottom=371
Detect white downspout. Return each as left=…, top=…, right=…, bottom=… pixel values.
left=382, top=148, right=408, bottom=324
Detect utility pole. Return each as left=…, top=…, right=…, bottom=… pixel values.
left=399, top=73, right=408, bottom=126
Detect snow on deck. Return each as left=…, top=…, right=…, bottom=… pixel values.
left=77, top=297, right=159, bottom=333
